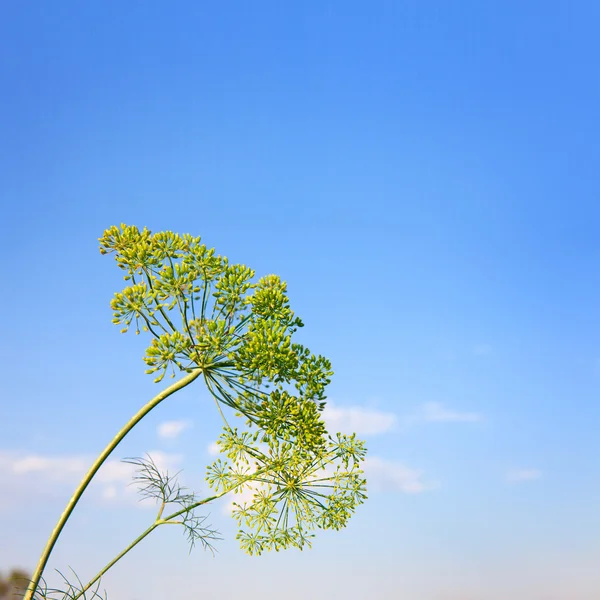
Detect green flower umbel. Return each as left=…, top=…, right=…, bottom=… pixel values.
left=100, top=223, right=367, bottom=554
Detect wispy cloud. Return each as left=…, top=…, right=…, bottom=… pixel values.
left=363, top=457, right=436, bottom=494
left=506, top=469, right=542, bottom=483
left=207, top=442, right=220, bottom=456
left=421, top=402, right=482, bottom=423
left=10, top=454, right=89, bottom=482
left=102, top=485, right=118, bottom=500
left=0, top=449, right=183, bottom=509
left=323, top=402, right=397, bottom=435
left=157, top=419, right=192, bottom=440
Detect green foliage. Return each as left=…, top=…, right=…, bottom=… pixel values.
left=122, top=455, right=221, bottom=553
left=100, top=224, right=330, bottom=438
left=23, top=224, right=369, bottom=600
left=99, top=224, right=368, bottom=555
left=34, top=569, right=107, bottom=600
left=207, top=428, right=367, bottom=555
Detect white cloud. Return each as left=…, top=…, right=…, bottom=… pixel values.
left=207, top=442, right=221, bottom=456
left=506, top=469, right=542, bottom=483
left=11, top=454, right=89, bottom=482
left=323, top=402, right=397, bottom=435
left=157, top=420, right=192, bottom=440
left=363, top=456, right=435, bottom=494
left=95, top=459, right=135, bottom=484
left=0, top=449, right=183, bottom=509
left=143, top=450, right=183, bottom=472
left=421, top=402, right=482, bottom=423
left=102, top=485, right=118, bottom=500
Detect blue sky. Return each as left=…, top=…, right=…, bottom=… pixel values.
left=1, top=2, right=600, bottom=599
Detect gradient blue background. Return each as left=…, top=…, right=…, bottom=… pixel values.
left=1, top=2, right=599, bottom=599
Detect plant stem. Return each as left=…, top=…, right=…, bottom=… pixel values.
left=75, top=467, right=269, bottom=599
left=24, top=368, right=203, bottom=600
left=73, top=470, right=268, bottom=600
left=75, top=520, right=162, bottom=600
left=73, top=503, right=218, bottom=600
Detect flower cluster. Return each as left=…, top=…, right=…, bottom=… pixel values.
left=100, top=224, right=367, bottom=555
left=206, top=428, right=367, bottom=555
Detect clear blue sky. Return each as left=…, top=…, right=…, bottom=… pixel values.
left=2, top=2, right=599, bottom=599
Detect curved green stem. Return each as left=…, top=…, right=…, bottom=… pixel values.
left=74, top=469, right=268, bottom=600
left=24, top=368, right=203, bottom=600
left=74, top=520, right=162, bottom=600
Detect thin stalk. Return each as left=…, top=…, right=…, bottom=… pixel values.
left=130, top=272, right=168, bottom=337
left=74, top=469, right=268, bottom=600
left=72, top=520, right=162, bottom=600
left=142, top=266, right=178, bottom=333
left=23, top=368, right=203, bottom=600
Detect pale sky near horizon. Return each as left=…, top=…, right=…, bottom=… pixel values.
left=2, top=2, right=600, bottom=599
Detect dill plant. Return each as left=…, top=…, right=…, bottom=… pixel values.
left=24, top=224, right=367, bottom=600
